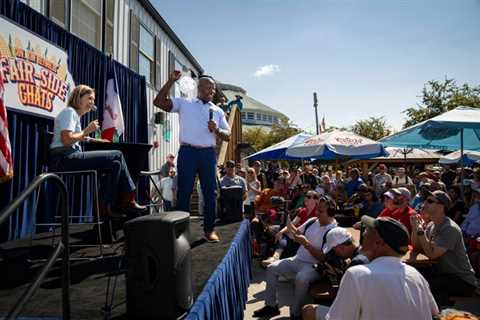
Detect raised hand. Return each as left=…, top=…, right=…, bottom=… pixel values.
left=169, top=70, right=182, bottom=82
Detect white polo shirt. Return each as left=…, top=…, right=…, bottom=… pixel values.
left=172, top=97, right=230, bottom=147
left=325, top=256, right=438, bottom=320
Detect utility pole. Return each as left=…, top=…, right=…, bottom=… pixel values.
left=313, top=92, right=319, bottom=134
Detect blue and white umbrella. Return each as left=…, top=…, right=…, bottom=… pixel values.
left=379, top=107, right=480, bottom=151
left=439, top=150, right=480, bottom=166
left=286, top=130, right=388, bottom=160
left=244, top=132, right=312, bottom=160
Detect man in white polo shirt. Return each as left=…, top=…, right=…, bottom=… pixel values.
left=154, top=70, right=230, bottom=242
left=310, top=216, right=438, bottom=320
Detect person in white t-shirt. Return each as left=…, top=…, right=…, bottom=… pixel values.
left=305, top=215, right=438, bottom=320
left=253, top=196, right=337, bottom=320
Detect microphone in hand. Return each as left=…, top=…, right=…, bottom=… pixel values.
left=208, top=108, right=215, bottom=132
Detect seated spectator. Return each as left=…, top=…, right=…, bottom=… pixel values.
left=306, top=216, right=438, bottom=320
left=219, top=160, right=247, bottom=200
left=252, top=196, right=337, bottom=319
left=353, top=189, right=394, bottom=230
left=345, top=168, right=363, bottom=198
left=411, top=182, right=431, bottom=211
left=392, top=167, right=414, bottom=189
left=411, top=190, right=478, bottom=306
left=362, top=188, right=384, bottom=218
left=372, top=163, right=392, bottom=196
left=251, top=177, right=287, bottom=257
left=448, top=184, right=467, bottom=223
left=262, top=191, right=320, bottom=267
left=461, top=185, right=480, bottom=238
left=379, top=187, right=415, bottom=233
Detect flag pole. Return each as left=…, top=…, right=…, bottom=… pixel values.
left=313, top=92, right=319, bottom=135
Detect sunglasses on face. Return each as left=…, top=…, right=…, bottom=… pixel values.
left=305, top=194, right=319, bottom=200
left=426, top=198, right=439, bottom=204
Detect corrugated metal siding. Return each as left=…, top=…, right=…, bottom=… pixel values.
left=113, top=0, right=202, bottom=171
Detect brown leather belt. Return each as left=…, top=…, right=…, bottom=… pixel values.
left=180, top=143, right=215, bottom=149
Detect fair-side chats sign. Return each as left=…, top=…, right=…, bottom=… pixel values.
left=0, top=16, right=75, bottom=119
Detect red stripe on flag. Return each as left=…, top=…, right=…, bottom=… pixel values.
left=0, top=72, right=13, bottom=183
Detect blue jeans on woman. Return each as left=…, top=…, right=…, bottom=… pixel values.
left=176, top=145, right=217, bottom=233
left=49, top=148, right=136, bottom=205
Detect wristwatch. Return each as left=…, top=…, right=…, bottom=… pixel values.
left=416, top=229, right=425, bottom=236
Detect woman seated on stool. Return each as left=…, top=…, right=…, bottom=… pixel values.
left=49, top=84, right=145, bottom=216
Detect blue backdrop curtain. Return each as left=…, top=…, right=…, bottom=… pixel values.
left=0, top=0, right=148, bottom=241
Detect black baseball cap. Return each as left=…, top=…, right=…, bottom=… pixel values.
left=225, top=160, right=235, bottom=168
left=361, top=216, right=410, bottom=254
left=426, top=190, right=452, bottom=209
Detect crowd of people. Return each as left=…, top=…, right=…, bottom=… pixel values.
left=230, top=160, right=480, bottom=320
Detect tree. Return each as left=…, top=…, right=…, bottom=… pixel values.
left=403, top=78, right=480, bottom=128
left=243, top=116, right=299, bottom=151
left=351, top=116, right=391, bottom=141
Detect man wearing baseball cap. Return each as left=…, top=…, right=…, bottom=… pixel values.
left=372, top=163, right=392, bottom=196
left=379, top=187, right=415, bottom=233
left=411, top=190, right=478, bottom=306
left=307, top=216, right=438, bottom=320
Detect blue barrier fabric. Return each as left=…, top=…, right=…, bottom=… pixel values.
left=186, top=220, right=252, bottom=320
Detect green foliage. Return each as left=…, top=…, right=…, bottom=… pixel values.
left=403, top=78, right=480, bottom=128
left=351, top=116, right=391, bottom=141
left=243, top=116, right=299, bottom=151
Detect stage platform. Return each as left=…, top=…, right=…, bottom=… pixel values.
left=0, top=216, right=250, bottom=319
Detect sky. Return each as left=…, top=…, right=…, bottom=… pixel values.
left=152, top=0, right=480, bottom=132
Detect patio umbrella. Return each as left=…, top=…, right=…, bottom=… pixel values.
left=379, top=107, right=480, bottom=151
left=379, top=106, right=480, bottom=189
left=285, top=130, right=388, bottom=160
left=439, top=150, right=480, bottom=166
left=244, top=132, right=312, bottom=160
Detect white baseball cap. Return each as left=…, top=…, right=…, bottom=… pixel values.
left=323, top=227, right=352, bottom=254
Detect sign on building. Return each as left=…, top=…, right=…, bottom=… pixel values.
left=0, top=16, right=75, bottom=119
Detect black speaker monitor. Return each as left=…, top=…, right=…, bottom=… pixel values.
left=125, top=211, right=192, bottom=319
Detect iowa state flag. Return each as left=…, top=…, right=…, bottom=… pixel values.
left=0, top=72, right=13, bottom=183
left=101, top=63, right=125, bottom=141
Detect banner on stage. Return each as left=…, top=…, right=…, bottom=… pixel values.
left=0, top=16, right=75, bottom=119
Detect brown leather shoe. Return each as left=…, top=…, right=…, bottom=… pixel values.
left=204, top=231, right=220, bottom=243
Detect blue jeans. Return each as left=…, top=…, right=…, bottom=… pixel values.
left=50, top=149, right=136, bottom=205
left=177, top=145, right=217, bottom=233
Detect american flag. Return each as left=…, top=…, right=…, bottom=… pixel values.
left=0, top=72, right=13, bottom=183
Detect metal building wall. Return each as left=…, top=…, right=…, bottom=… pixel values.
left=112, top=0, right=202, bottom=171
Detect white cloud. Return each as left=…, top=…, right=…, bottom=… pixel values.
left=253, top=64, right=280, bottom=78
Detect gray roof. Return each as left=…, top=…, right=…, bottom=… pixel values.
left=218, top=83, right=286, bottom=117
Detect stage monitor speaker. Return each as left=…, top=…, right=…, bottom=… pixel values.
left=125, top=211, right=192, bottom=319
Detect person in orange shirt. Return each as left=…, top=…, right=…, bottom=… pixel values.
left=251, top=176, right=286, bottom=258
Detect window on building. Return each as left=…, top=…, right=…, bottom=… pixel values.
left=241, top=112, right=246, bottom=120
left=262, top=114, right=267, bottom=121
left=139, top=25, right=155, bottom=84
left=268, top=115, right=273, bottom=123
left=247, top=112, right=254, bottom=120
left=273, top=116, right=278, bottom=123
left=256, top=113, right=261, bottom=121
left=104, top=0, right=114, bottom=55
left=49, top=0, right=68, bottom=28
left=71, top=0, right=102, bottom=48
left=22, top=0, right=47, bottom=14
